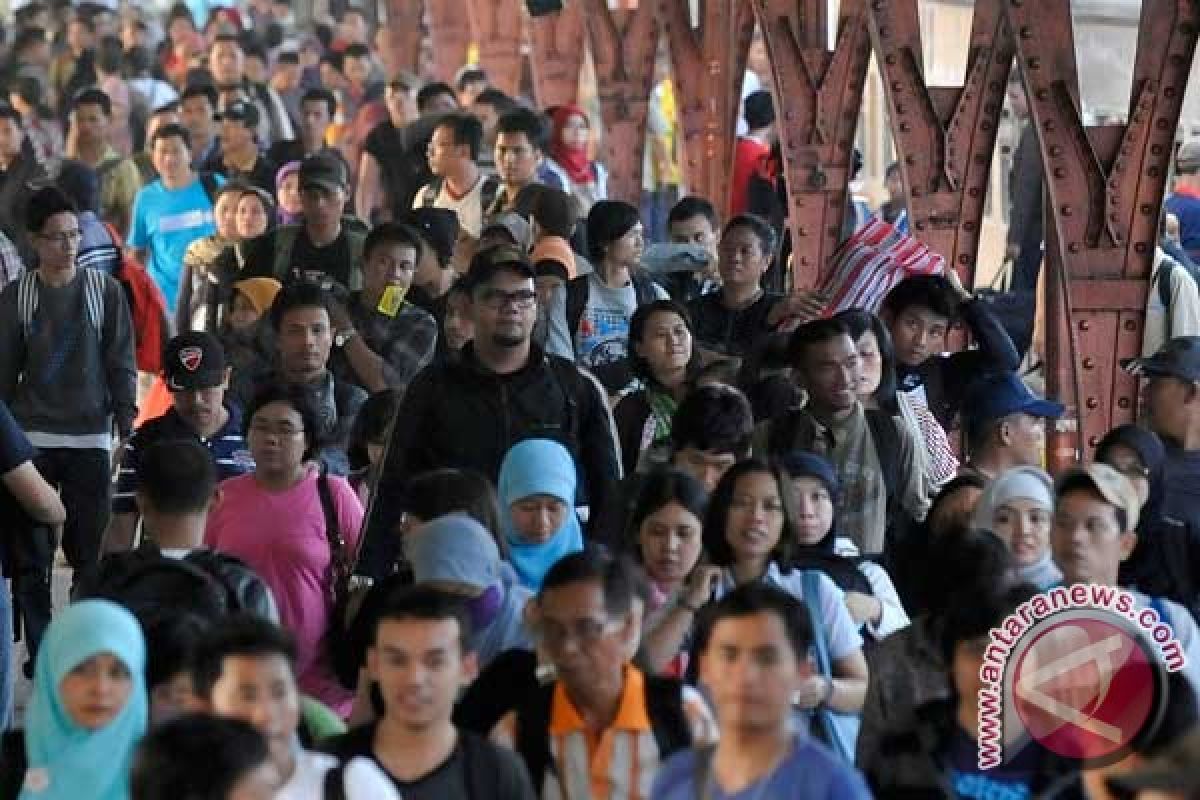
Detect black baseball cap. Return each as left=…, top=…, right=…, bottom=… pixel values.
left=395, top=208, right=459, bottom=265
left=465, top=244, right=536, bottom=289
left=163, top=332, right=227, bottom=392
left=218, top=100, right=260, bottom=129
left=1122, top=335, right=1200, bottom=383
left=298, top=152, right=347, bottom=192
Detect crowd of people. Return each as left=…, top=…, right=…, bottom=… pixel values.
left=0, top=0, right=1196, bottom=798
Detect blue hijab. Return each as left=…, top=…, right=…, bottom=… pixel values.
left=21, top=600, right=147, bottom=800
left=498, top=438, right=584, bottom=590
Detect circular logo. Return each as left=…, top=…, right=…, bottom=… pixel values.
left=1010, top=611, right=1166, bottom=763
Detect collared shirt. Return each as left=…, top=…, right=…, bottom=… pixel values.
left=112, top=404, right=253, bottom=514
left=335, top=292, right=438, bottom=395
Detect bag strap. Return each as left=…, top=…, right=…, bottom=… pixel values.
left=1156, top=254, right=1176, bottom=338
left=692, top=744, right=717, bottom=800
left=565, top=275, right=588, bottom=344
left=322, top=761, right=347, bottom=800
left=272, top=225, right=302, bottom=282
left=316, top=467, right=352, bottom=604
left=198, top=172, right=220, bottom=207
left=802, top=570, right=833, bottom=677
left=864, top=408, right=902, bottom=506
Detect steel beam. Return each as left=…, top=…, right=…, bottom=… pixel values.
left=753, top=0, right=873, bottom=289
left=530, top=2, right=587, bottom=108
left=382, top=0, right=423, bottom=76
left=663, top=0, right=757, bottom=212
left=868, top=0, right=1014, bottom=285
left=427, top=1, right=476, bottom=88
left=582, top=0, right=660, bottom=203
left=1005, top=0, right=1200, bottom=467
left=468, top=0, right=526, bottom=97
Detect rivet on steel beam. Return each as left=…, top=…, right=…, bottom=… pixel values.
left=899, top=122, right=911, bottom=133
left=1149, top=167, right=1162, bottom=177
left=964, top=221, right=977, bottom=232
left=1086, top=398, right=1099, bottom=409
left=1083, top=358, right=1096, bottom=369
left=1019, top=27, right=1032, bottom=39
left=915, top=221, right=926, bottom=230
left=1088, top=436, right=1099, bottom=447
left=1152, top=145, right=1164, bottom=156
left=1061, top=206, right=1074, bottom=217
left=969, top=188, right=981, bottom=198
left=896, top=104, right=907, bottom=115
left=1036, top=89, right=1049, bottom=102
left=906, top=155, right=916, bottom=165
left=911, top=187, right=922, bottom=198
left=1028, top=58, right=1041, bottom=69
left=1054, top=168, right=1067, bottom=179
left=1068, top=242, right=1082, bottom=253
left=1050, top=146, right=1063, bottom=157
left=1135, top=242, right=1148, bottom=254
left=1079, top=319, right=1090, bottom=331
left=1044, top=120, right=1056, bottom=132
left=880, top=26, right=890, bottom=38
left=885, top=54, right=897, bottom=65
left=1118, top=397, right=1132, bottom=409
left=1141, top=204, right=1155, bottom=215
left=982, top=122, right=993, bottom=132
left=959, top=254, right=970, bottom=265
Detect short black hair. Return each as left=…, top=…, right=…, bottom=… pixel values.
left=530, top=188, right=578, bottom=239
left=300, top=87, right=336, bottom=118
left=456, top=67, right=488, bottom=91
left=401, top=469, right=505, bottom=558
left=939, top=582, right=1039, bottom=667
left=25, top=187, right=76, bottom=233
left=416, top=81, right=456, bottom=113
left=697, top=583, right=813, bottom=661
left=923, top=528, right=1013, bottom=616
left=373, top=585, right=473, bottom=651
left=1056, top=472, right=1129, bottom=533
left=141, top=609, right=210, bottom=691
left=245, top=383, right=325, bottom=462
left=626, top=467, right=708, bottom=558
left=151, top=123, right=192, bottom=151
left=743, top=89, right=775, bottom=130
left=137, top=440, right=216, bottom=515
left=131, top=713, right=269, bottom=800
left=434, top=113, right=484, bottom=161
left=540, top=549, right=643, bottom=619
left=97, top=35, right=125, bottom=75
left=670, top=384, right=754, bottom=456
left=278, top=50, right=300, bottom=66
left=0, top=105, right=21, bottom=127
left=628, top=299, right=694, bottom=382
left=55, top=159, right=100, bottom=214
left=211, top=32, right=242, bottom=51
left=319, top=51, right=344, bottom=73
left=190, top=614, right=297, bottom=700
left=180, top=83, right=218, bottom=111
left=880, top=274, right=960, bottom=322
left=668, top=195, right=718, bottom=231
left=722, top=213, right=776, bottom=255
left=363, top=221, right=423, bottom=262
left=269, top=280, right=334, bottom=331
left=347, top=388, right=400, bottom=472
left=703, top=459, right=796, bottom=568
left=473, top=87, right=516, bottom=113
left=788, top=317, right=853, bottom=370
left=72, top=86, right=111, bottom=116
left=495, top=106, right=547, bottom=151
left=343, top=42, right=371, bottom=61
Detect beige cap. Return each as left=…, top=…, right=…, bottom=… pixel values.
left=1178, top=138, right=1200, bottom=173
left=1056, top=463, right=1140, bottom=531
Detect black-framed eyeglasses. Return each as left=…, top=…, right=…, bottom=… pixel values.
left=479, top=288, right=537, bottom=310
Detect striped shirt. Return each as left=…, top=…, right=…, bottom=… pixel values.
left=112, top=404, right=254, bottom=514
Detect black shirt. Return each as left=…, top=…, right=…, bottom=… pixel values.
left=240, top=227, right=356, bottom=289
left=686, top=289, right=783, bottom=359
left=202, top=149, right=277, bottom=196
left=364, top=116, right=438, bottom=220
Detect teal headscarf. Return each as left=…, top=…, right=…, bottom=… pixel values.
left=499, top=438, right=584, bottom=590
left=21, top=600, right=147, bottom=800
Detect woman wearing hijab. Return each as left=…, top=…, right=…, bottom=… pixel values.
left=544, top=105, right=608, bottom=214
left=969, top=466, right=1062, bottom=590
left=275, top=161, right=304, bottom=226
left=498, top=438, right=584, bottom=590
left=1097, top=425, right=1200, bottom=619
left=0, top=599, right=147, bottom=800
left=779, top=452, right=910, bottom=642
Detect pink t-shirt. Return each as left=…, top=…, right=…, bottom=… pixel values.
left=206, top=468, right=363, bottom=714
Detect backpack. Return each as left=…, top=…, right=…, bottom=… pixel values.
left=322, top=731, right=507, bottom=800
left=565, top=271, right=663, bottom=346
left=419, top=174, right=500, bottom=218
left=16, top=268, right=106, bottom=339
left=74, top=547, right=229, bottom=621
left=103, top=222, right=169, bottom=374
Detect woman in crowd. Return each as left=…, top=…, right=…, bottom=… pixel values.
left=0, top=600, right=147, bottom=800
left=544, top=104, right=608, bottom=213
left=703, top=459, right=869, bottom=754
left=177, top=182, right=245, bottom=332
left=626, top=468, right=718, bottom=675
left=614, top=300, right=696, bottom=475
left=970, top=466, right=1062, bottom=590
left=220, top=276, right=282, bottom=378
left=837, top=308, right=958, bottom=488
left=781, top=451, right=910, bottom=642
left=1097, top=424, right=1200, bottom=619
left=205, top=385, right=364, bottom=716
left=497, top=438, right=584, bottom=591
left=275, top=161, right=304, bottom=226
left=234, top=186, right=275, bottom=242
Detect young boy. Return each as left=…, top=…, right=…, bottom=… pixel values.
left=324, top=586, right=535, bottom=799
left=132, top=712, right=279, bottom=800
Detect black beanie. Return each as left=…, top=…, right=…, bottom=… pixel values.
left=586, top=200, right=641, bottom=262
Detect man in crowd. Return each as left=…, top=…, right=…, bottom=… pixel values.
left=414, top=113, right=498, bottom=239
left=0, top=106, right=48, bottom=265
left=268, top=88, right=344, bottom=171
left=488, top=107, right=552, bottom=217
left=106, top=332, right=253, bottom=553
left=208, top=33, right=295, bottom=145
left=356, top=74, right=426, bottom=223
left=205, top=101, right=275, bottom=195
left=66, top=88, right=142, bottom=236
left=960, top=371, right=1064, bottom=482
left=180, top=84, right=221, bottom=172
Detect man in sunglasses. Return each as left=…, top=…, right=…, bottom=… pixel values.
left=367, top=245, right=619, bottom=567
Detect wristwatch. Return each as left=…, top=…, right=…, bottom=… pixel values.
left=334, top=328, right=359, bottom=348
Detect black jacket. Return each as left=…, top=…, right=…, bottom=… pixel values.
left=370, top=343, right=619, bottom=547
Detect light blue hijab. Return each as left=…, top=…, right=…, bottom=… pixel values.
left=498, top=438, right=584, bottom=590
left=21, top=600, right=147, bottom=800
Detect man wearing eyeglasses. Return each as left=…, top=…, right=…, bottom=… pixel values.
left=0, top=186, right=136, bottom=670
left=367, top=245, right=619, bottom=574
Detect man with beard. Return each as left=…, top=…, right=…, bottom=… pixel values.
left=105, top=332, right=253, bottom=553
left=370, top=245, right=619, bottom=541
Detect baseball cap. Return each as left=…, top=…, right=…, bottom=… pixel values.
left=465, top=244, right=536, bottom=289
left=218, top=100, right=260, bottom=129
left=395, top=208, right=459, bottom=265
left=1107, top=728, right=1200, bottom=795
left=481, top=212, right=532, bottom=252
left=1122, top=335, right=1200, bottom=383
left=1178, top=139, right=1200, bottom=173
left=1055, top=463, right=1141, bottom=531
left=532, top=235, right=577, bottom=282
left=163, top=332, right=227, bottom=392
left=298, top=152, right=347, bottom=192
left=964, top=371, right=1065, bottom=425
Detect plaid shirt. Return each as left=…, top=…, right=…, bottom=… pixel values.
left=0, top=228, right=25, bottom=289
left=341, top=293, right=438, bottom=394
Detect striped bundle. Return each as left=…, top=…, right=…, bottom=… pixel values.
left=819, top=217, right=946, bottom=314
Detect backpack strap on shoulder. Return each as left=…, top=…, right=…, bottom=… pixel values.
left=514, top=682, right=556, bottom=793
left=272, top=225, right=302, bottom=282
left=864, top=408, right=902, bottom=504
left=83, top=269, right=106, bottom=336
left=565, top=275, right=589, bottom=344
left=17, top=271, right=38, bottom=339
left=321, top=761, right=347, bottom=800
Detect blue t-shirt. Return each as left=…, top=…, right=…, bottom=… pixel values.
left=651, top=737, right=872, bottom=800
left=0, top=400, right=35, bottom=474
left=128, top=175, right=222, bottom=311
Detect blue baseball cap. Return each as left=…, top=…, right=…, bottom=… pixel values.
left=1122, top=335, right=1200, bottom=382
left=964, top=371, right=1064, bottom=425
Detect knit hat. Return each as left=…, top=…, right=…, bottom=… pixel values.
left=585, top=200, right=640, bottom=262
left=275, top=159, right=302, bottom=189
left=531, top=235, right=577, bottom=282
left=231, top=277, right=283, bottom=316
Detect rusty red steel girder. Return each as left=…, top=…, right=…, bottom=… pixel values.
left=529, top=2, right=586, bottom=108
left=867, top=0, right=1014, bottom=286
left=383, top=0, right=423, bottom=76
left=1005, top=0, right=1200, bottom=470
left=663, top=0, right=757, bottom=213
left=754, top=0, right=872, bottom=289
left=582, top=0, right=660, bottom=203
left=427, top=1, right=476, bottom=86
left=468, top=0, right=525, bottom=97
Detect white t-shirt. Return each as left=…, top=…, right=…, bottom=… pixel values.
left=413, top=175, right=490, bottom=238
left=277, top=750, right=400, bottom=800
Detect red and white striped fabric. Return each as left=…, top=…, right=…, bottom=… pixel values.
left=819, top=217, right=946, bottom=314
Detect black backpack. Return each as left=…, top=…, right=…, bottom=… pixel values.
left=564, top=271, right=663, bottom=344
left=75, top=548, right=228, bottom=621
left=419, top=175, right=501, bottom=218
